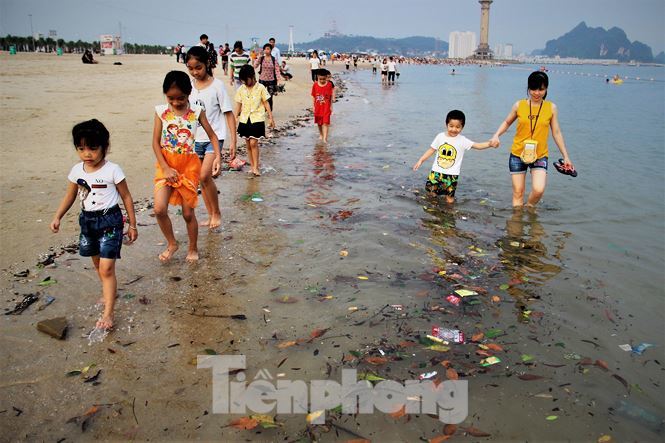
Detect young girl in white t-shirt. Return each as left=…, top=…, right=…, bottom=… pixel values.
left=185, top=46, right=237, bottom=230
left=50, top=119, right=138, bottom=331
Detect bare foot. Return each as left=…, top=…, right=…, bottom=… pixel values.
left=96, top=314, right=114, bottom=330
left=252, top=169, right=261, bottom=177
left=199, top=219, right=211, bottom=227
left=185, top=250, right=199, bottom=263
left=159, top=243, right=179, bottom=262
left=209, top=214, right=221, bottom=229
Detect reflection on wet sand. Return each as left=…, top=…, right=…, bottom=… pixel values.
left=497, top=208, right=567, bottom=285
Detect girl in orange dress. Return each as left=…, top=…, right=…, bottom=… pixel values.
left=152, top=71, right=221, bottom=262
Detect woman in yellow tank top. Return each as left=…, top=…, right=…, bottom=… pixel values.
left=490, top=72, right=574, bottom=208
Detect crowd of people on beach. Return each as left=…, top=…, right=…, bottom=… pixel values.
left=50, top=33, right=575, bottom=334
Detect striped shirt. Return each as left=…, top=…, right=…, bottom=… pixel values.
left=230, top=51, right=250, bottom=79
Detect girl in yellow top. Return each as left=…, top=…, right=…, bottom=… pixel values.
left=234, top=64, right=275, bottom=176
left=491, top=71, right=574, bottom=208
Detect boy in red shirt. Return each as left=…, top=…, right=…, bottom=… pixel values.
left=311, top=69, right=335, bottom=143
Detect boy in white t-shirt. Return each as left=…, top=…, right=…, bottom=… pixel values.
left=413, top=110, right=498, bottom=203
left=50, top=119, right=138, bottom=331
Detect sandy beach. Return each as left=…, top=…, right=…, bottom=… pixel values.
left=1, top=53, right=663, bottom=442
left=0, top=53, right=326, bottom=270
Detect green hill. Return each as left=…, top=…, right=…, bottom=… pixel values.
left=540, top=22, right=654, bottom=62
left=279, top=34, right=447, bottom=56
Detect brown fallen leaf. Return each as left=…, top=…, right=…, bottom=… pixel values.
left=485, top=343, right=504, bottom=352
left=307, top=327, right=330, bottom=342
left=229, top=416, right=259, bottom=430
left=443, top=424, right=457, bottom=436
left=343, top=354, right=357, bottom=362
left=276, top=340, right=298, bottom=349
left=439, top=360, right=452, bottom=368
left=388, top=405, right=406, bottom=419
left=518, top=374, right=545, bottom=381
left=471, top=332, right=484, bottom=342
left=612, top=373, right=629, bottom=391
left=594, top=359, right=609, bottom=371
left=429, top=435, right=451, bottom=443
left=398, top=340, right=417, bottom=348
left=462, top=426, right=491, bottom=437
left=445, top=368, right=459, bottom=380
left=364, top=356, right=388, bottom=365
left=578, top=357, right=594, bottom=366
left=475, top=350, right=491, bottom=357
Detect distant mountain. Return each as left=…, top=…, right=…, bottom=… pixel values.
left=278, top=35, right=447, bottom=56
left=539, top=22, right=654, bottom=62
left=655, top=51, right=665, bottom=64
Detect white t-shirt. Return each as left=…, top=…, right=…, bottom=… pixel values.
left=380, top=62, right=388, bottom=71
left=67, top=161, right=126, bottom=211
left=271, top=46, right=281, bottom=65
left=387, top=61, right=397, bottom=72
left=309, top=57, right=320, bottom=70
left=429, top=132, right=474, bottom=175
left=190, top=78, right=233, bottom=142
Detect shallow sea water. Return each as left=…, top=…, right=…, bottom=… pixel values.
left=228, top=64, right=665, bottom=440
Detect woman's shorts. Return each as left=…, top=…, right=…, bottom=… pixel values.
left=425, top=171, right=459, bottom=197
left=78, top=205, right=124, bottom=259
left=194, top=140, right=224, bottom=160
left=381, top=71, right=388, bottom=76
left=237, top=119, right=265, bottom=139
left=509, top=154, right=548, bottom=174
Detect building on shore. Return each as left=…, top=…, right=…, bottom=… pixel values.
left=448, top=31, right=477, bottom=59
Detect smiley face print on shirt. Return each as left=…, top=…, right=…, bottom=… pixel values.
left=436, top=143, right=457, bottom=170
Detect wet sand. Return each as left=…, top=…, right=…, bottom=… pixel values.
left=1, top=54, right=663, bottom=442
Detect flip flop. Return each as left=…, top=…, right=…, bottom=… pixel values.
left=553, top=158, right=577, bottom=177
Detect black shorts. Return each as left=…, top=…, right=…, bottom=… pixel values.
left=311, top=69, right=319, bottom=82
left=237, top=118, right=265, bottom=139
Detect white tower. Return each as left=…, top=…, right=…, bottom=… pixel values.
left=288, top=25, right=295, bottom=54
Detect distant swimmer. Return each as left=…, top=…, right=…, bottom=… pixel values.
left=450, top=68, right=456, bottom=75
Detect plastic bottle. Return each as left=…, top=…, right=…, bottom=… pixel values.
left=614, top=400, right=664, bottom=432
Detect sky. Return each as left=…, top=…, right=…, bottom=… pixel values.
left=1, top=0, right=664, bottom=54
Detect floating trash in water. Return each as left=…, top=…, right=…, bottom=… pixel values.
left=5, top=293, right=39, bottom=315
left=631, top=343, right=654, bottom=355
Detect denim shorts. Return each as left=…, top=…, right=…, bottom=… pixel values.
left=509, top=154, right=548, bottom=174
left=194, top=140, right=224, bottom=160
left=78, top=205, right=123, bottom=259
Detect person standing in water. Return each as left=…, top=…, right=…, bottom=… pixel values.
left=490, top=71, right=574, bottom=208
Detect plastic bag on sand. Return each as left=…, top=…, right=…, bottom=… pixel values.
left=228, top=158, right=246, bottom=171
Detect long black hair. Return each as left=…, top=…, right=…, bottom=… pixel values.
left=186, top=46, right=213, bottom=76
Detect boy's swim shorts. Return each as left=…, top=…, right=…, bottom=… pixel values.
left=426, top=171, right=459, bottom=197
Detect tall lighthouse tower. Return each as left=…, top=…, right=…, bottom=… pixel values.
left=474, top=0, right=493, bottom=59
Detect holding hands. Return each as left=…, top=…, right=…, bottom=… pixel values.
left=489, top=137, right=500, bottom=148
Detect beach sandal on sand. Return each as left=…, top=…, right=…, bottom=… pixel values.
left=553, top=158, right=577, bottom=177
